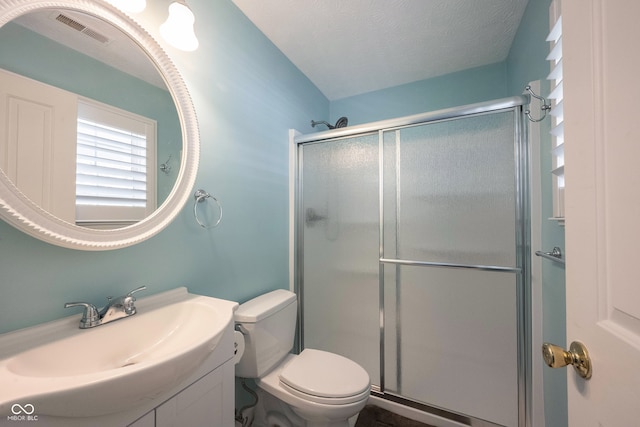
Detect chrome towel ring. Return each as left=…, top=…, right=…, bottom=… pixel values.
left=193, top=189, right=223, bottom=229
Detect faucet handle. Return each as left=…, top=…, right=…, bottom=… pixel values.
left=123, top=285, right=147, bottom=315
left=64, top=302, right=100, bottom=328
left=126, top=285, right=147, bottom=298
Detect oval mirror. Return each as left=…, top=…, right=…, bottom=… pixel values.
left=0, top=0, right=200, bottom=250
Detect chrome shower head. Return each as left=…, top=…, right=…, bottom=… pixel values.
left=334, top=116, right=348, bottom=128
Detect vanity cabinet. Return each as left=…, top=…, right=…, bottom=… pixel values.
left=129, top=360, right=235, bottom=427
left=129, top=412, right=154, bottom=427
left=17, top=320, right=238, bottom=427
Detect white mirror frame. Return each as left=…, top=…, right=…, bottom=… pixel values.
left=0, top=0, right=199, bottom=250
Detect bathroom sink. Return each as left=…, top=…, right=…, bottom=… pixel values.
left=0, top=287, right=237, bottom=418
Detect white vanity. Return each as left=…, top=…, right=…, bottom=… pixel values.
left=0, top=288, right=238, bottom=427
left=129, top=362, right=235, bottom=427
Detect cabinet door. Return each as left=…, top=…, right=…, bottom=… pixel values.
left=128, top=411, right=155, bottom=427
left=156, top=362, right=235, bottom=427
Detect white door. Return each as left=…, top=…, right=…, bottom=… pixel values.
left=0, top=68, right=77, bottom=222
left=563, top=0, right=640, bottom=425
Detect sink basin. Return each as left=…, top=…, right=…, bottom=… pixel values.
left=0, top=287, right=237, bottom=418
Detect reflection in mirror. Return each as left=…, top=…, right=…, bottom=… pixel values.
left=0, top=0, right=199, bottom=250
left=0, top=8, right=181, bottom=229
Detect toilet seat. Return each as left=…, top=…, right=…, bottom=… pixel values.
left=278, top=349, right=370, bottom=405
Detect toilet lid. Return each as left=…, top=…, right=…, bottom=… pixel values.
left=279, top=349, right=370, bottom=400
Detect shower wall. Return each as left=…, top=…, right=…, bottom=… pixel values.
left=297, top=101, right=528, bottom=427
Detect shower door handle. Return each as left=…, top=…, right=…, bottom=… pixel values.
left=542, top=341, right=592, bottom=379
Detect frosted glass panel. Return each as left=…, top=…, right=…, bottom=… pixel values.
left=384, top=265, right=519, bottom=427
left=300, top=134, right=380, bottom=385
left=383, top=112, right=517, bottom=267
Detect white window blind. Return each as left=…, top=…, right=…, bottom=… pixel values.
left=76, top=99, right=156, bottom=227
left=547, top=2, right=564, bottom=220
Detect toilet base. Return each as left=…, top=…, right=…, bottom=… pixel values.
left=250, top=388, right=363, bottom=427
left=252, top=388, right=305, bottom=427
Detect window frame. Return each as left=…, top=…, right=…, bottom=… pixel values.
left=75, top=97, right=157, bottom=228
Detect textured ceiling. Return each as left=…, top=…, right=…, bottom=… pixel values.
left=232, top=0, right=529, bottom=100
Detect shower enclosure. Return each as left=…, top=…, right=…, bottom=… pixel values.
left=294, top=96, right=530, bottom=427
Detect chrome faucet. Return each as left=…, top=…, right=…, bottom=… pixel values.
left=64, top=286, right=147, bottom=329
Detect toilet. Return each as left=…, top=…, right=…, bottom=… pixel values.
left=234, top=289, right=370, bottom=427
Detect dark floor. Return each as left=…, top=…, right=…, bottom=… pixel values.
left=355, top=405, right=436, bottom=427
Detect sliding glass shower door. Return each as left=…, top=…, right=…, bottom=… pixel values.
left=299, top=134, right=381, bottom=384
left=297, top=100, right=528, bottom=427
left=381, top=112, right=522, bottom=427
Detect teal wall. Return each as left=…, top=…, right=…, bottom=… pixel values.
left=506, top=0, right=554, bottom=95
left=507, top=1, right=568, bottom=427
left=0, top=22, right=182, bottom=204
left=538, top=104, right=567, bottom=427
left=0, top=0, right=328, bottom=335
left=329, top=62, right=508, bottom=126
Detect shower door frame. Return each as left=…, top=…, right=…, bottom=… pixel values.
left=293, top=95, right=531, bottom=427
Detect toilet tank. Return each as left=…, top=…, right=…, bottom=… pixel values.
left=235, top=289, right=297, bottom=378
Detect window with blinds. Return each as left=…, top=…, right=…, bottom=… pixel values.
left=547, top=1, right=564, bottom=222
left=76, top=98, right=157, bottom=228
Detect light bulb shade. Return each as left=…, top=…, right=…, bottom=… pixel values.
left=160, top=1, right=199, bottom=51
left=107, top=0, right=146, bottom=13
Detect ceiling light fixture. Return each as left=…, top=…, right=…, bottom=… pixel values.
left=106, top=0, right=146, bottom=14
left=160, top=0, right=199, bottom=51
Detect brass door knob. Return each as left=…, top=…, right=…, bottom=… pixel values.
left=542, top=341, right=592, bottom=379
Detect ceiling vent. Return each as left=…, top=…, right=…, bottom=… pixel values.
left=55, top=13, right=111, bottom=45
